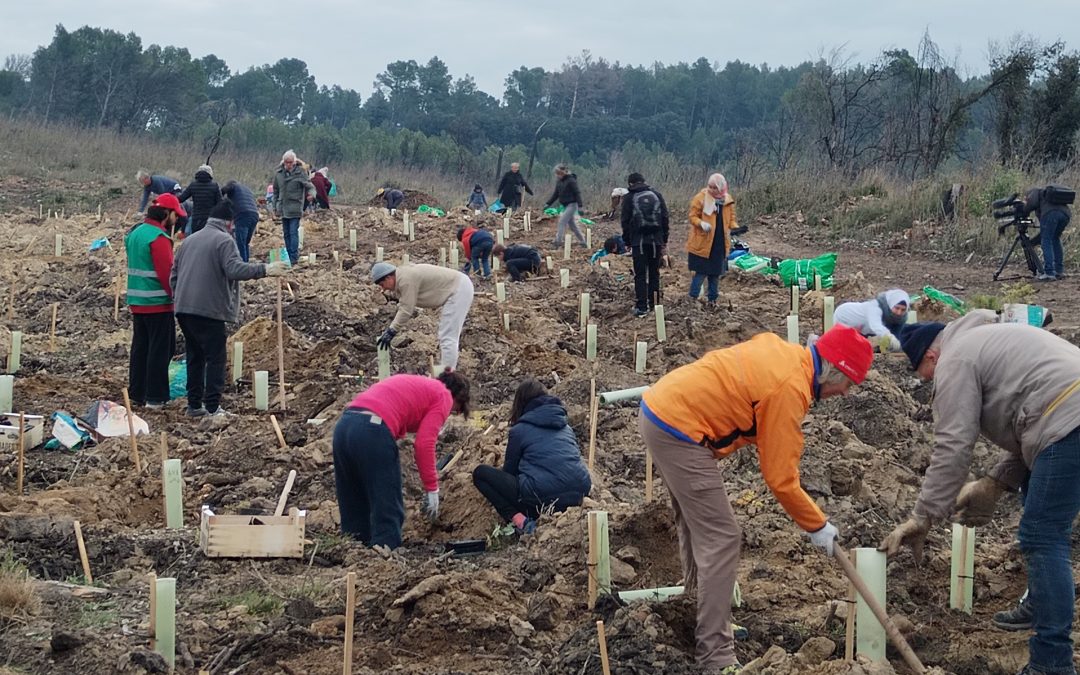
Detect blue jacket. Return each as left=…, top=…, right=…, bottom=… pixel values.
left=505, top=395, right=592, bottom=507
left=221, top=182, right=259, bottom=217
left=140, top=175, right=180, bottom=211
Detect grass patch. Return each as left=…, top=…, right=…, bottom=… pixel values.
left=218, top=589, right=283, bottom=617
left=76, top=600, right=119, bottom=629
left=0, top=549, right=39, bottom=624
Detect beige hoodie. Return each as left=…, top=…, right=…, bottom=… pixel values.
left=914, top=309, right=1080, bottom=522
left=388, top=263, right=465, bottom=331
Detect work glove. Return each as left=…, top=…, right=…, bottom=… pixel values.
left=376, top=327, right=397, bottom=350
left=888, top=335, right=902, bottom=352
left=699, top=221, right=712, bottom=233
left=265, top=261, right=290, bottom=276
left=421, top=489, right=440, bottom=522
left=878, top=515, right=931, bottom=561
left=807, top=521, right=839, bottom=556
left=954, top=476, right=1007, bottom=526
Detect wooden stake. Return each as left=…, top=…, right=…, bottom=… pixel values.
left=121, top=388, right=142, bottom=473
left=645, top=447, right=653, bottom=503
left=276, top=279, right=287, bottom=412
left=148, top=572, right=157, bottom=650
left=49, top=303, right=58, bottom=351
left=844, top=549, right=856, bottom=661
left=270, top=414, right=288, bottom=449
left=596, top=620, right=612, bottom=675
left=73, top=520, right=93, bottom=584
left=587, top=512, right=599, bottom=609
left=6, top=279, right=14, bottom=320
left=343, top=571, right=356, bottom=675
left=587, top=379, right=598, bottom=470
left=113, top=276, right=121, bottom=321
left=16, top=411, right=25, bottom=494
left=159, top=431, right=167, bottom=462
left=587, top=511, right=611, bottom=609
left=274, top=469, right=297, bottom=517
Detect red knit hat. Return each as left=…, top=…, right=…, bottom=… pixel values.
left=815, top=324, right=873, bottom=384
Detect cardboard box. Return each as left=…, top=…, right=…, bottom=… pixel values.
left=0, top=413, right=44, bottom=453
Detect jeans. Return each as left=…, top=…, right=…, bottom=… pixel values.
left=506, top=254, right=541, bottom=281
left=632, top=244, right=662, bottom=311
left=1040, top=210, right=1069, bottom=277
left=554, top=203, right=587, bottom=246
left=176, top=314, right=227, bottom=412
left=333, top=409, right=405, bottom=548
left=281, top=217, right=301, bottom=264
left=233, top=212, right=258, bottom=262
left=128, top=311, right=175, bottom=404
left=1018, top=425, right=1080, bottom=673
left=469, top=240, right=493, bottom=277
left=689, top=273, right=720, bottom=302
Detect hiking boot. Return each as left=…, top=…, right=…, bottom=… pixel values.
left=186, top=406, right=208, bottom=417
left=633, top=307, right=649, bottom=318
left=993, top=594, right=1033, bottom=631
left=1035, top=273, right=1057, bottom=282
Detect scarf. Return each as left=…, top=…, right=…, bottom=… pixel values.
left=876, top=289, right=910, bottom=332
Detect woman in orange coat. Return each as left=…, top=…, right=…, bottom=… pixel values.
left=687, top=173, right=737, bottom=308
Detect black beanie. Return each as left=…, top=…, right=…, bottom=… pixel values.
left=628, top=172, right=645, bottom=186
left=899, top=322, right=946, bottom=370
left=210, top=199, right=234, bottom=221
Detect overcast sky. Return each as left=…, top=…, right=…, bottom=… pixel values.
left=8, top=1, right=1080, bottom=99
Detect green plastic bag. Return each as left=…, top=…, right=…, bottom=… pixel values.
left=416, top=204, right=446, bottom=217
left=580, top=217, right=595, bottom=226
left=777, top=253, right=838, bottom=289
left=543, top=206, right=562, bottom=216
left=733, top=254, right=775, bottom=273
left=168, top=360, right=187, bottom=400
left=920, top=286, right=967, bottom=315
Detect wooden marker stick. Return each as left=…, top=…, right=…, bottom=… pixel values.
left=121, top=388, right=142, bottom=473
left=270, top=414, right=288, bottom=449
left=16, top=412, right=25, bottom=493
left=114, top=276, right=121, bottom=321
left=274, top=469, right=298, bottom=517
left=73, top=520, right=93, bottom=584
left=844, top=549, right=856, bottom=661
left=148, top=572, right=157, bottom=650
left=587, top=379, right=598, bottom=471
left=596, top=620, right=612, bottom=675
left=343, top=571, right=356, bottom=675
left=276, top=279, right=287, bottom=412
left=49, top=303, right=58, bottom=351
left=587, top=513, right=599, bottom=609
left=645, top=448, right=653, bottom=503
left=7, top=279, right=15, bottom=320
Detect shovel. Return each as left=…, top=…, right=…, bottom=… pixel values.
left=833, top=544, right=926, bottom=674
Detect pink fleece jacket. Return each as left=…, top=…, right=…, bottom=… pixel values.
left=348, top=375, right=452, bottom=492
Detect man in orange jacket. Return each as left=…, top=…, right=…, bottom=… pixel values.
left=639, top=324, right=873, bottom=674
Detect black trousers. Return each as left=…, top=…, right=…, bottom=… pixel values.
left=506, top=254, right=541, bottom=281
left=189, top=215, right=209, bottom=234
left=128, top=311, right=175, bottom=404
left=632, top=244, right=662, bottom=311
left=177, top=313, right=226, bottom=411
left=473, top=464, right=540, bottom=522
left=333, top=410, right=405, bottom=548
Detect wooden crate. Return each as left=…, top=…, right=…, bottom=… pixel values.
left=199, top=505, right=306, bottom=558
left=0, top=414, right=44, bottom=453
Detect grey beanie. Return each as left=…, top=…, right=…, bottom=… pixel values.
left=198, top=164, right=213, bottom=178
left=371, top=262, right=397, bottom=283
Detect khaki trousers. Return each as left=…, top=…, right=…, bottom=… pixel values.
left=638, top=410, right=740, bottom=668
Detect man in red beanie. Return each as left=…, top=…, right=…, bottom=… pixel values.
left=638, top=324, right=872, bottom=673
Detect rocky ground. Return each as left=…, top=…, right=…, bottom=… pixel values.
left=1, top=174, right=1078, bottom=674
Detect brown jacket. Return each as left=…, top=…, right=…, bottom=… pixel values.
left=914, top=309, right=1080, bottom=522
left=388, top=264, right=465, bottom=331
left=687, top=189, right=737, bottom=258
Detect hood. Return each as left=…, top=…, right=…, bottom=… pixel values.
left=876, top=289, right=910, bottom=328
left=195, top=170, right=213, bottom=182
left=628, top=183, right=653, bottom=194
left=203, top=217, right=230, bottom=233
left=940, top=309, right=1000, bottom=350
left=473, top=185, right=483, bottom=192
left=882, top=289, right=910, bottom=309
left=517, top=395, right=568, bottom=430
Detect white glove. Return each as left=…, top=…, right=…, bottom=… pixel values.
left=699, top=221, right=712, bottom=233
left=422, top=489, right=440, bottom=522
left=808, top=521, right=839, bottom=556
left=889, top=335, right=901, bottom=351
left=265, top=261, right=290, bottom=276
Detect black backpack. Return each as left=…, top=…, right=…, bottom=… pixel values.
left=1043, top=184, right=1076, bottom=206
left=631, top=190, right=663, bottom=237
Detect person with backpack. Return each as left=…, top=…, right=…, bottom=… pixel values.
left=1024, top=184, right=1073, bottom=281
left=688, top=173, right=738, bottom=308
left=493, top=243, right=542, bottom=282
left=220, top=180, right=260, bottom=262
left=621, top=172, right=670, bottom=318
left=544, top=164, right=587, bottom=249
left=472, top=378, right=592, bottom=534
left=457, top=224, right=495, bottom=280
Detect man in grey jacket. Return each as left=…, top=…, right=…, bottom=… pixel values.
left=272, top=150, right=315, bottom=265
left=881, top=310, right=1080, bottom=675
left=171, top=200, right=289, bottom=417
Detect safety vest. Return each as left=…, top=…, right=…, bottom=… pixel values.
left=125, top=222, right=171, bottom=307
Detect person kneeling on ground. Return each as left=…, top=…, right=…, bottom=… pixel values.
left=833, top=289, right=910, bottom=351
left=639, top=324, right=872, bottom=674
left=334, top=370, right=471, bottom=549
left=466, top=184, right=488, bottom=211
left=457, top=224, right=495, bottom=279
left=171, top=200, right=290, bottom=417
left=372, top=261, right=474, bottom=371
left=494, top=243, right=542, bottom=282
left=473, top=378, right=592, bottom=534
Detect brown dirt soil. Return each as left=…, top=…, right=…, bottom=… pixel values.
left=0, top=180, right=1078, bottom=674
left=364, top=189, right=442, bottom=211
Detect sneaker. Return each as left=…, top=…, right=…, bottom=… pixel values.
left=186, top=406, right=208, bottom=417
left=206, top=407, right=234, bottom=418
left=993, top=594, right=1033, bottom=631
left=1055, top=272, right=1067, bottom=280
left=705, top=664, right=743, bottom=675
left=514, top=517, right=537, bottom=535
left=144, top=401, right=166, bottom=410
left=633, top=308, right=649, bottom=318
left=732, top=623, right=749, bottom=640
left=706, top=300, right=718, bottom=309
left=1035, top=273, right=1056, bottom=282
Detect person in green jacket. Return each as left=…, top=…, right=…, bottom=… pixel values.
left=272, top=150, right=315, bottom=264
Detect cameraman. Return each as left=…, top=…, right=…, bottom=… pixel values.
left=1024, top=186, right=1072, bottom=281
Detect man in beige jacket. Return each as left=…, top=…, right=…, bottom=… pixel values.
left=372, top=262, right=474, bottom=371
left=881, top=309, right=1080, bottom=675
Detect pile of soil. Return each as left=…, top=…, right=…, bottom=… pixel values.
left=365, top=189, right=442, bottom=211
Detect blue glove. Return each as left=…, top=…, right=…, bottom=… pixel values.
left=376, top=328, right=396, bottom=350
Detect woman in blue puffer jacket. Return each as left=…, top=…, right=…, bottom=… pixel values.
left=472, top=378, right=592, bottom=533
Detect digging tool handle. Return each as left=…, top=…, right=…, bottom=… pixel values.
left=274, top=469, right=297, bottom=517
left=832, top=544, right=925, bottom=674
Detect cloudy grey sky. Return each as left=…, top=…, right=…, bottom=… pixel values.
left=8, top=0, right=1080, bottom=98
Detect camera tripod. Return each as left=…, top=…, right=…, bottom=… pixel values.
left=993, top=219, right=1043, bottom=281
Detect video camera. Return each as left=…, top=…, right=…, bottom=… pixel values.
left=992, top=194, right=1033, bottom=235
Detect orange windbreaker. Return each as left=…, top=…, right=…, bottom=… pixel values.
left=642, top=332, right=827, bottom=531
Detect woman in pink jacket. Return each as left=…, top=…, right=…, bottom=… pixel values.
left=333, top=369, right=471, bottom=548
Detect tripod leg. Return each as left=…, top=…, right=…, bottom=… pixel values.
left=1021, top=233, right=1044, bottom=276
left=994, top=235, right=1023, bottom=281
